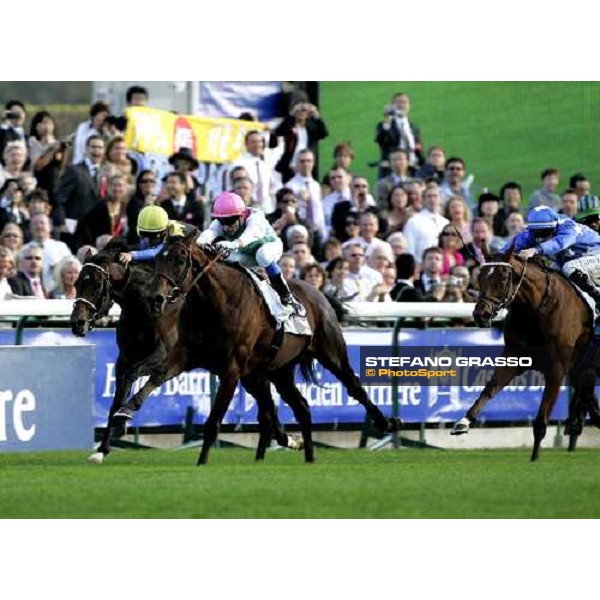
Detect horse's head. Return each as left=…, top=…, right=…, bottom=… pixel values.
left=473, top=240, right=526, bottom=327
left=70, top=257, right=115, bottom=336
left=150, top=230, right=199, bottom=315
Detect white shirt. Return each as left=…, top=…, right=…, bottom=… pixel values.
left=233, top=152, right=278, bottom=214
left=347, top=265, right=383, bottom=299
left=73, top=121, right=101, bottom=165
left=403, top=209, right=449, bottom=262
left=289, top=126, right=308, bottom=168
left=287, top=174, right=326, bottom=242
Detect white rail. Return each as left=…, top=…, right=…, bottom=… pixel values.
left=0, top=299, right=121, bottom=318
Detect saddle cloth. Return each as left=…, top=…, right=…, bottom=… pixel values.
left=239, top=265, right=312, bottom=336
left=568, top=281, right=598, bottom=334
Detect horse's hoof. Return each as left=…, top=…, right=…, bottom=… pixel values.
left=387, top=417, right=403, bottom=432
left=87, top=452, right=104, bottom=465
left=287, top=435, right=304, bottom=451
left=450, top=417, right=471, bottom=436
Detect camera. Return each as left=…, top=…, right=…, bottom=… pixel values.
left=59, top=140, right=72, bottom=151
left=384, top=105, right=404, bottom=118
left=4, top=111, right=21, bottom=120
left=449, top=276, right=462, bottom=287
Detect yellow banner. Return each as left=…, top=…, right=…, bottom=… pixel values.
left=123, top=106, right=268, bottom=164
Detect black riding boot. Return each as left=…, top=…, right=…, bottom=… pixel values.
left=569, top=269, right=600, bottom=320
left=269, top=272, right=294, bottom=308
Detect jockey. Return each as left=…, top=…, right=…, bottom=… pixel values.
left=196, top=191, right=300, bottom=314
left=506, top=205, right=600, bottom=316
left=119, top=205, right=186, bottom=265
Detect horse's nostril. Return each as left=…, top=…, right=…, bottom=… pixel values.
left=153, top=295, right=164, bottom=307
left=76, top=319, right=86, bottom=328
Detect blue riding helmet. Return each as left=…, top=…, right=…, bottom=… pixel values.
left=527, top=205, right=559, bottom=238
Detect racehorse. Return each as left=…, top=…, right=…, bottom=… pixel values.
left=146, top=229, right=401, bottom=465
left=70, top=239, right=302, bottom=464
left=451, top=241, right=600, bottom=460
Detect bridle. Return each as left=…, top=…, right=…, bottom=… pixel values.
left=73, top=262, right=114, bottom=329
left=478, top=258, right=528, bottom=315
left=155, top=241, right=222, bottom=303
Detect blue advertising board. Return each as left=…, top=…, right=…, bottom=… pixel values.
left=0, top=327, right=569, bottom=428
left=0, top=345, right=95, bottom=451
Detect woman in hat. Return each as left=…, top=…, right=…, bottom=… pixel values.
left=169, top=147, right=204, bottom=203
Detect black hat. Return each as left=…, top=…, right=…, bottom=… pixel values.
left=168, top=147, right=199, bottom=170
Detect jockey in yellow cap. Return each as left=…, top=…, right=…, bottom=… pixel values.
left=119, top=205, right=186, bottom=265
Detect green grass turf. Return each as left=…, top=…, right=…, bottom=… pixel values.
left=319, top=82, right=600, bottom=199
left=1, top=448, right=599, bottom=518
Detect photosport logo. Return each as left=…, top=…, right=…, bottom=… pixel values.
left=359, top=346, right=555, bottom=387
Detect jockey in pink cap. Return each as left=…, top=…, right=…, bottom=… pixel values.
left=197, top=191, right=301, bottom=315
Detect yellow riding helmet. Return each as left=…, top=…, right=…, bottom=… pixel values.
left=137, top=205, right=169, bottom=236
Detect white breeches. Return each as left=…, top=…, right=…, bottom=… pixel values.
left=227, top=238, right=284, bottom=268
left=562, top=249, right=600, bottom=286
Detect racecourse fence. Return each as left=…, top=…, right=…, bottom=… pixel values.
left=0, top=300, right=572, bottom=443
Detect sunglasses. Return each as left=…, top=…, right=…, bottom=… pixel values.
left=447, top=166, right=463, bottom=171
left=353, top=184, right=367, bottom=189
left=442, top=231, right=458, bottom=237
left=140, top=179, right=156, bottom=184
left=350, top=253, right=364, bottom=258
left=24, top=256, right=42, bottom=261
left=218, top=216, right=239, bottom=226
left=345, top=221, right=358, bottom=226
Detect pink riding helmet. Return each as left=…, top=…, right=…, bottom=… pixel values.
left=211, top=191, right=247, bottom=218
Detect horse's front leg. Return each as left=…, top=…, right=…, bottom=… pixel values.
left=197, top=374, right=239, bottom=466
left=451, top=364, right=525, bottom=435
left=531, top=375, right=563, bottom=461
left=88, top=356, right=135, bottom=464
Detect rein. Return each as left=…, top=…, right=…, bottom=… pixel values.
left=156, top=242, right=223, bottom=303
left=479, top=259, right=528, bottom=313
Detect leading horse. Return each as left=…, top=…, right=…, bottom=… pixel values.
left=145, top=229, right=401, bottom=465
left=451, top=242, right=600, bottom=460
left=70, top=239, right=302, bottom=464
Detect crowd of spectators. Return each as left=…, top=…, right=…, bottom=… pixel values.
left=0, top=86, right=594, bottom=311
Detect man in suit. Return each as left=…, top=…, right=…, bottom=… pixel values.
left=160, top=171, right=205, bottom=228
left=53, top=134, right=105, bottom=252
left=414, top=247, right=446, bottom=301
left=8, top=243, right=46, bottom=297
left=391, top=253, right=424, bottom=302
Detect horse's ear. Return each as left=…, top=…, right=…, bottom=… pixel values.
left=501, top=239, right=516, bottom=261
left=83, top=248, right=93, bottom=264
left=185, top=226, right=198, bottom=243
left=480, top=240, right=490, bottom=263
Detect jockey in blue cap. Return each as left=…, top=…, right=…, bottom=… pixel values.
left=503, top=205, right=600, bottom=317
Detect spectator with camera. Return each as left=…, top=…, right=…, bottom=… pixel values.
left=0, top=100, right=27, bottom=164
left=72, top=101, right=110, bottom=165
left=374, top=149, right=414, bottom=209
left=330, top=175, right=377, bottom=242
left=528, top=168, right=560, bottom=210
left=375, top=92, right=423, bottom=178
left=415, top=146, right=446, bottom=184
left=27, top=111, right=69, bottom=202
left=270, top=101, right=328, bottom=184
left=268, top=188, right=311, bottom=250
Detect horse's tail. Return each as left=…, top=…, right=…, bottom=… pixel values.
left=298, top=352, right=319, bottom=385
left=323, top=292, right=347, bottom=323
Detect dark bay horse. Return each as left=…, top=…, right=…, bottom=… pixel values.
left=71, top=239, right=309, bottom=464
left=146, top=230, right=401, bottom=465
left=451, top=242, right=600, bottom=460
